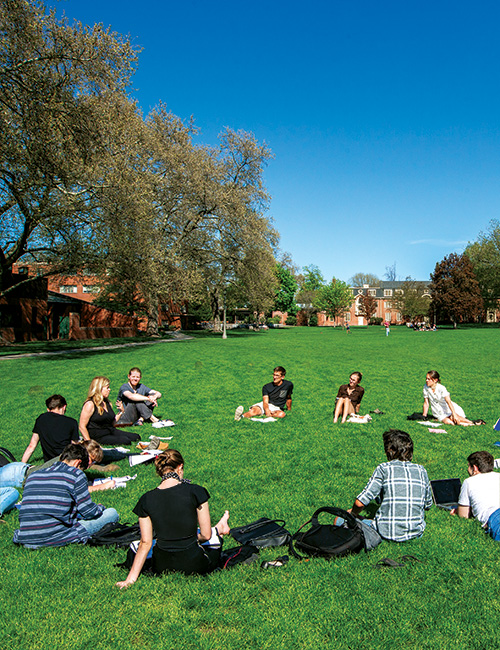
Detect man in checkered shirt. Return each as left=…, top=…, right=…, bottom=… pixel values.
left=350, top=429, right=433, bottom=547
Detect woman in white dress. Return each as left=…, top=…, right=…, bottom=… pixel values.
left=422, top=370, right=474, bottom=425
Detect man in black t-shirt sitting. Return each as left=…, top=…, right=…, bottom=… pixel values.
left=22, top=395, right=79, bottom=463
left=234, top=366, right=293, bottom=421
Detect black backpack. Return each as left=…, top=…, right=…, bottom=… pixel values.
left=0, top=447, right=16, bottom=467
left=87, top=522, right=142, bottom=548
left=292, top=507, right=366, bottom=559
left=230, top=518, right=291, bottom=548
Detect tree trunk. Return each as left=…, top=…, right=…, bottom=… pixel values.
left=146, top=301, right=159, bottom=336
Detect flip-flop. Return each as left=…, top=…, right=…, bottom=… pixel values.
left=375, top=557, right=405, bottom=568
left=261, top=555, right=289, bottom=569
left=398, top=555, right=422, bottom=564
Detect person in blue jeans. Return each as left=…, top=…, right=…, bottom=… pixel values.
left=13, top=443, right=119, bottom=548
left=452, top=451, right=500, bottom=540
left=0, top=461, right=29, bottom=518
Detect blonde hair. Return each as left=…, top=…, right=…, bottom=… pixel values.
left=86, top=376, right=110, bottom=415
left=81, top=439, right=104, bottom=464
left=155, top=449, right=184, bottom=478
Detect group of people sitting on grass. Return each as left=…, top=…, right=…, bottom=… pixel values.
left=1, top=363, right=498, bottom=587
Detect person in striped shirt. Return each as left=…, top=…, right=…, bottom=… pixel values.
left=13, top=443, right=118, bottom=548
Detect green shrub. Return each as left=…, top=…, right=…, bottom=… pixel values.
left=286, top=315, right=297, bottom=326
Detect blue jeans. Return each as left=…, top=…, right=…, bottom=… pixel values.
left=79, top=508, right=119, bottom=537
left=0, top=462, right=29, bottom=488
left=486, top=508, right=500, bottom=540
left=0, top=487, right=19, bottom=516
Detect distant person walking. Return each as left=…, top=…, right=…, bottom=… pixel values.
left=384, top=321, right=390, bottom=336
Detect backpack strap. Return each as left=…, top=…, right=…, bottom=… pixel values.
left=0, top=447, right=16, bottom=463
left=310, top=506, right=359, bottom=529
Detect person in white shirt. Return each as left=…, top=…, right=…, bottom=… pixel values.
left=452, top=451, right=500, bottom=540
left=422, top=370, right=474, bottom=425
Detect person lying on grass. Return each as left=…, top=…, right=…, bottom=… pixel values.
left=423, top=370, right=476, bottom=426
left=348, top=429, right=433, bottom=547
left=0, top=441, right=117, bottom=507
left=451, top=451, right=500, bottom=540
left=13, top=443, right=119, bottom=548
left=21, top=394, right=79, bottom=464
left=234, top=366, right=293, bottom=421
left=116, top=449, right=231, bottom=589
left=333, top=371, right=364, bottom=424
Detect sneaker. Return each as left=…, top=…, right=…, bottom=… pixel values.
left=234, top=405, right=244, bottom=421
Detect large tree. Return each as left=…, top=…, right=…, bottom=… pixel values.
left=0, top=0, right=138, bottom=295
left=430, top=253, right=483, bottom=327
left=314, top=278, right=353, bottom=321
left=274, top=263, right=298, bottom=314
left=295, top=264, right=324, bottom=325
left=393, top=278, right=431, bottom=323
left=348, top=272, right=380, bottom=286
left=465, top=219, right=500, bottom=311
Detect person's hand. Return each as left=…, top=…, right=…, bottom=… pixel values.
left=449, top=508, right=457, bottom=516
left=116, top=399, right=123, bottom=412
left=115, top=579, right=135, bottom=590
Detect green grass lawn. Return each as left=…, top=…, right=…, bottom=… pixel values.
left=1, top=326, right=500, bottom=650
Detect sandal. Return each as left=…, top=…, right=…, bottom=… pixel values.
left=375, top=557, right=405, bottom=568
left=398, top=555, right=422, bottom=564
left=261, top=555, right=289, bottom=569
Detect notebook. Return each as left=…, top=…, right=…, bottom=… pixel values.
left=431, top=478, right=462, bottom=511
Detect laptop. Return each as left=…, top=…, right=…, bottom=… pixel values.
left=431, top=478, right=462, bottom=511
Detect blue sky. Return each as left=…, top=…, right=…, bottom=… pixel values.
left=49, top=0, right=500, bottom=283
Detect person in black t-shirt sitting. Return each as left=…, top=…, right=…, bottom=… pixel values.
left=22, top=394, right=79, bottom=463
left=115, top=449, right=231, bottom=588
left=234, top=366, right=293, bottom=421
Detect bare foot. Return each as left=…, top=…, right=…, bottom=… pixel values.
left=216, top=510, right=230, bottom=535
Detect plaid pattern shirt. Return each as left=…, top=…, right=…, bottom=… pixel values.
left=357, top=460, right=432, bottom=542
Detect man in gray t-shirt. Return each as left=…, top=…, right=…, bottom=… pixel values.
left=116, top=367, right=165, bottom=427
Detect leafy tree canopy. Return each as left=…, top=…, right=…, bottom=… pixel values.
left=314, top=278, right=353, bottom=320
left=430, top=253, right=483, bottom=327
left=348, top=272, right=380, bottom=286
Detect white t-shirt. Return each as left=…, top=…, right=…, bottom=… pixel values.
left=423, top=383, right=451, bottom=421
left=458, top=472, right=500, bottom=525
left=422, top=383, right=465, bottom=421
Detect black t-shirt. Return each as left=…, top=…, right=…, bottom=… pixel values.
left=262, top=379, right=294, bottom=409
left=32, top=412, right=79, bottom=462
left=133, top=482, right=210, bottom=551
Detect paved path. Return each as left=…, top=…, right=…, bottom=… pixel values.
left=0, top=333, right=194, bottom=360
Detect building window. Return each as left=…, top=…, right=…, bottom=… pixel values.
left=368, top=289, right=376, bottom=296
left=59, top=285, right=77, bottom=294
left=18, top=266, right=29, bottom=275
left=345, top=312, right=351, bottom=322
left=82, top=285, right=97, bottom=294
left=384, top=289, right=393, bottom=297
left=395, top=289, right=403, bottom=295
left=384, top=301, right=392, bottom=308
left=397, top=313, right=402, bottom=321
left=385, top=312, right=391, bottom=321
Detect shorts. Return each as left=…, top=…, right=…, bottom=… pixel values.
left=251, top=402, right=283, bottom=415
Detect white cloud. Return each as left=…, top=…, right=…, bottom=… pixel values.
left=410, top=239, right=469, bottom=247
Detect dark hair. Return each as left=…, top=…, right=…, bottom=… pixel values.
left=128, top=367, right=142, bottom=376
left=383, top=429, right=414, bottom=462
left=427, top=370, right=441, bottom=382
left=155, top=449, right=184, bottom=477
left=46, top=394, right=67, bottom=410
left=274, top=366, right=286, bottom=375
left=60, top=443, right=90, bottom=470
left=467, top=451, right=494, bottom=473
left=350, top=371, right=362, bottom=382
